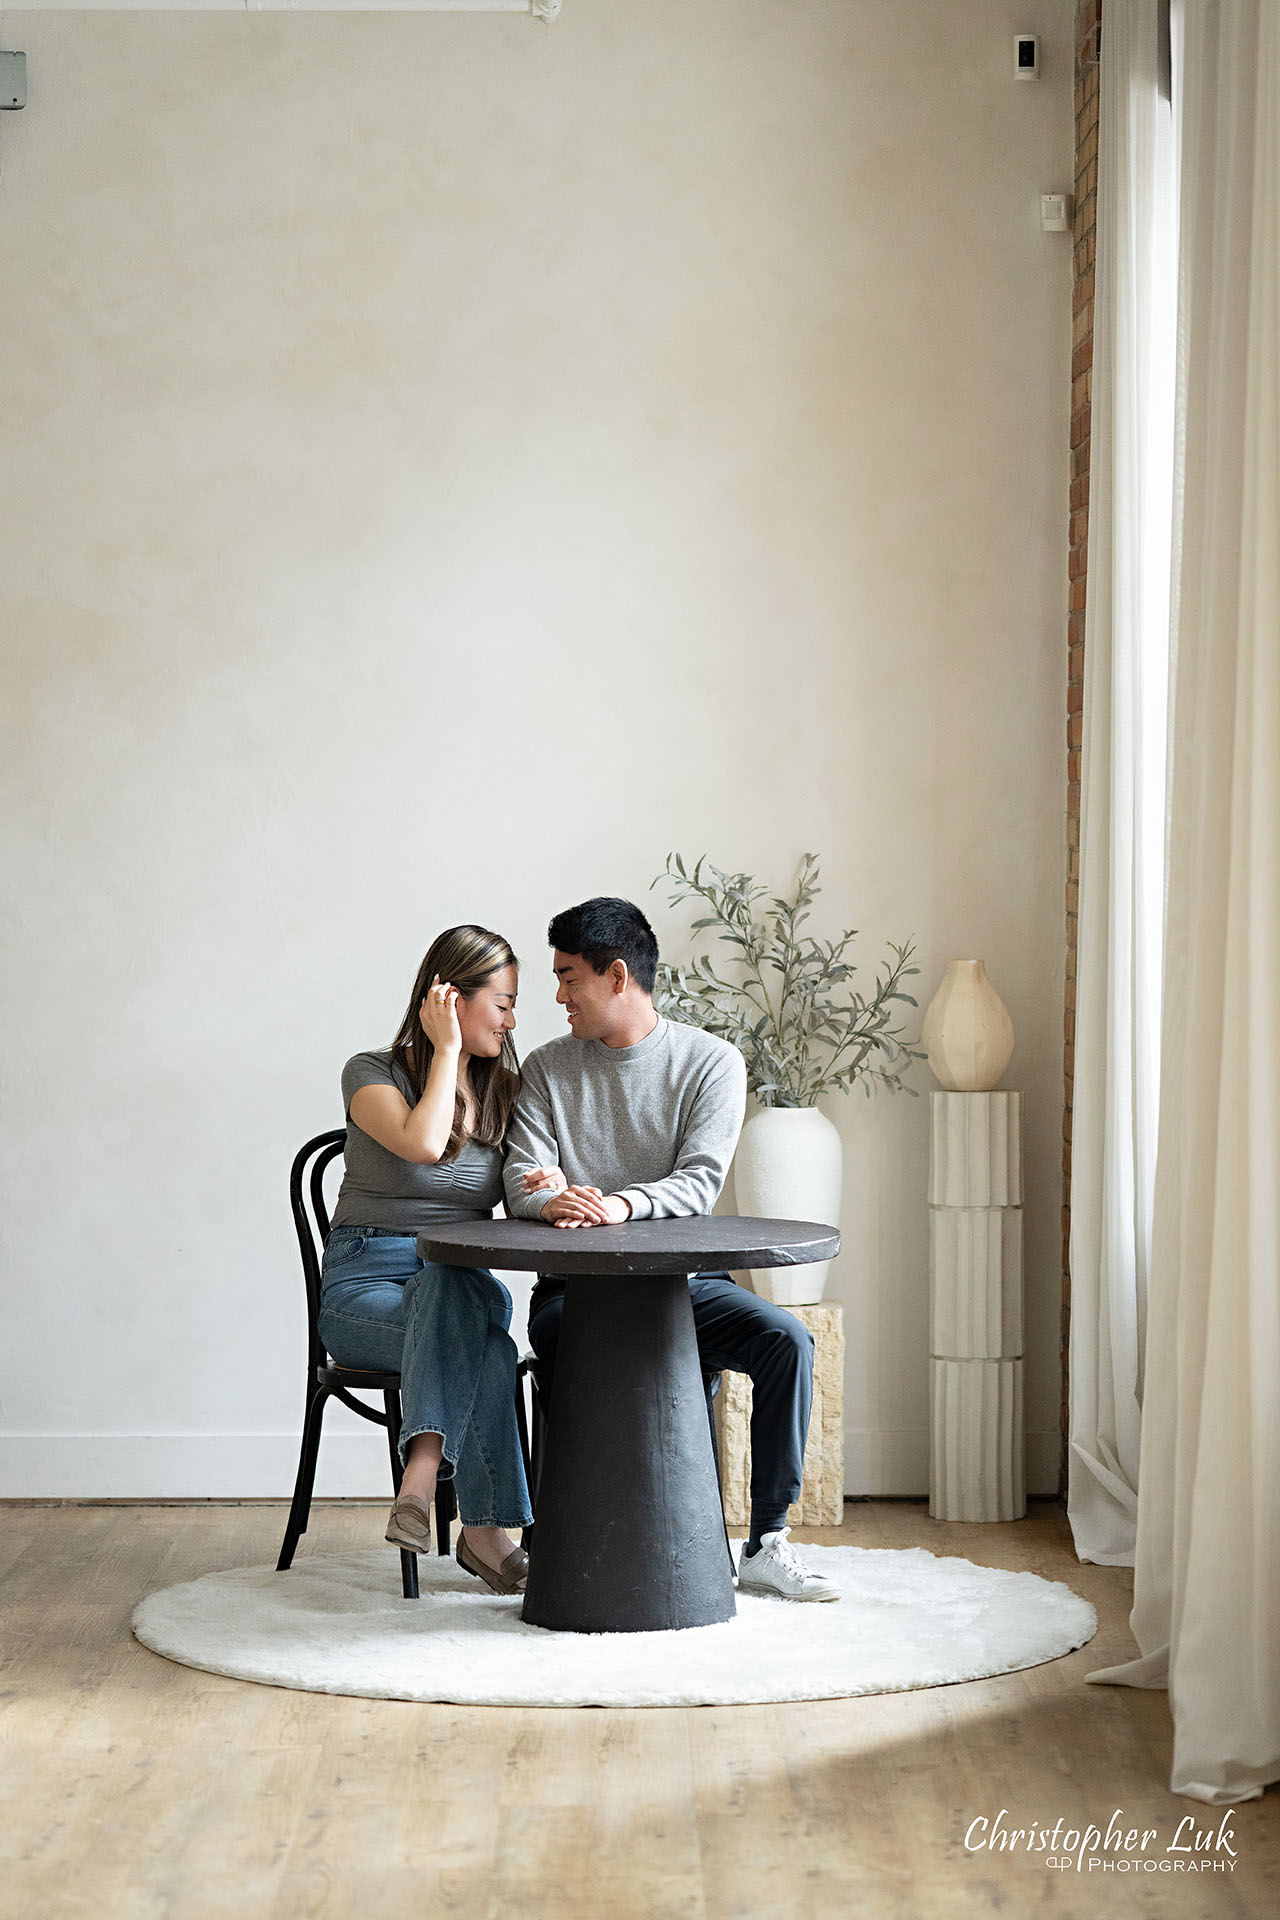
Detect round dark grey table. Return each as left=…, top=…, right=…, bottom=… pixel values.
left=418, top=1215, right=840, bottom=1634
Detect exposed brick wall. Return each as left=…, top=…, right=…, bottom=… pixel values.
left=1062, top=0, right=1101, bottom=1491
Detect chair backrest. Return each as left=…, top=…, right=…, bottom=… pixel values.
left=290, top=1129, right=346, bottom=1372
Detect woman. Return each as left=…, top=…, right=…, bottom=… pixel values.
left=319, top=925, right=555, bottom=1595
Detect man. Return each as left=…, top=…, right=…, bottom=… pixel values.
left=503, top=895, right=839, bottom=1602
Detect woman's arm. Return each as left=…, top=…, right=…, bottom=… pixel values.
left=348, top=980, right=464, bottom=1166
left=502, top=1059, right=569, bottom=1218
left=501, top=1166, right=565, bottom=1218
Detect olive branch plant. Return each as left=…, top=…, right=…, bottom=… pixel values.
left=651, top=852, right=924, bottom=1109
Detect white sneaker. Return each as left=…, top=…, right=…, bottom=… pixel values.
left=735, top=1528, right=840, bottom=1602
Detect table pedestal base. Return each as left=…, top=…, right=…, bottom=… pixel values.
left=521, top=1273, right=737, bottom=1633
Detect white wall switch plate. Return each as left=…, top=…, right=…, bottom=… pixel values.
left=1, top=52, right=26, bottom=110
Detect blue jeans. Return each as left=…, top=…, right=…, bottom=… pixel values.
left=319, top=1228, right=532, bottom=1530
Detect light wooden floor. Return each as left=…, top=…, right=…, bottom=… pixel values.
left=2, top=1500, right=1275, bottom=1919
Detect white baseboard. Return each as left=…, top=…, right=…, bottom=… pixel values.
left=843, top=1427, right=1061, bottom=1499
left=3, top=1428, right=1063, bottom=1501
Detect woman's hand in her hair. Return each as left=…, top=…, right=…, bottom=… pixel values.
left=419, top=976, right=463, bottom=1055
left=522, top=1166, right=567, bottom=1195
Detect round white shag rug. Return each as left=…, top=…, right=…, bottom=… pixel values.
left=132, top=1545, right=1096, bottom=1707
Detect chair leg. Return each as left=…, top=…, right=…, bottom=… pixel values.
left=515, top=1364, right=533, bottom=1489
left=515, top=1363, right=535, bottom=1551
left=383, top=1388, right=420, bottom=1601
left=520, top=1376, right=549, bottom=1553
left=277, top=1381, right=329, bottom=1572
left=435, top=1476, right=456, bottom=1556
left=383, top=1388, right=405, bottom=1496
left=528, top=1376, right=547, bottom=1504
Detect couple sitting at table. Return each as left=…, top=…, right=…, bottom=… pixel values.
left=318, top=897, right=839, bottom=1603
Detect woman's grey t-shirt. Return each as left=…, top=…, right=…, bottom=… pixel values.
left=329, top=1049, right=504, bottom=1232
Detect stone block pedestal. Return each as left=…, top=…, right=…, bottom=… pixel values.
left=929, top=1092, right=1026, bottom=1521
left=715, top=1300, right=845, bottom=1527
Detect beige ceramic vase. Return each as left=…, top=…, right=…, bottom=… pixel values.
left=922, top=959, right=1014, bottom=1091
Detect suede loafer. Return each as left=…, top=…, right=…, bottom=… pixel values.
left=456, top=1536, right=529, bottom=1594
left=384, top=1494, right=432, bottom=1555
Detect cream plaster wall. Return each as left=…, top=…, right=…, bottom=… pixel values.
left=0, top=2, right=1073, bottom=1497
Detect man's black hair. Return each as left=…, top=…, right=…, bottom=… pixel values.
left=547, top=896, right=660, bottom=996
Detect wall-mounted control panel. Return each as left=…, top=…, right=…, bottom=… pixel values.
left=1, top=51, right=26, bottom=109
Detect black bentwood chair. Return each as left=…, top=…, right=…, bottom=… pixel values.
left=276, top=1129, right=535, bottom=1601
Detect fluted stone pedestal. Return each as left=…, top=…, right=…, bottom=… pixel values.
left=715, top=1300, right=845, bottom=1527
left=929, top=1093, right=1025, bottom=1520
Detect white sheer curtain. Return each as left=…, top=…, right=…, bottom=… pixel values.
left=1087, top=0, right=1280, bottom=1804
left=1068, top=0, right=1176, bottom=1567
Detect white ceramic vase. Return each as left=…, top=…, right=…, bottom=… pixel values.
left=732, top=1105, right=843, bottom=1305
left=921, top=959, right=1015, bottom=1091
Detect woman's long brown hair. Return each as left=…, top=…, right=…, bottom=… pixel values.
left=389, top=926, right=520, bottom=1162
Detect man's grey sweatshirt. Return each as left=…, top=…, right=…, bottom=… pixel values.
left=502, top=1017, right=747, bottom=1221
